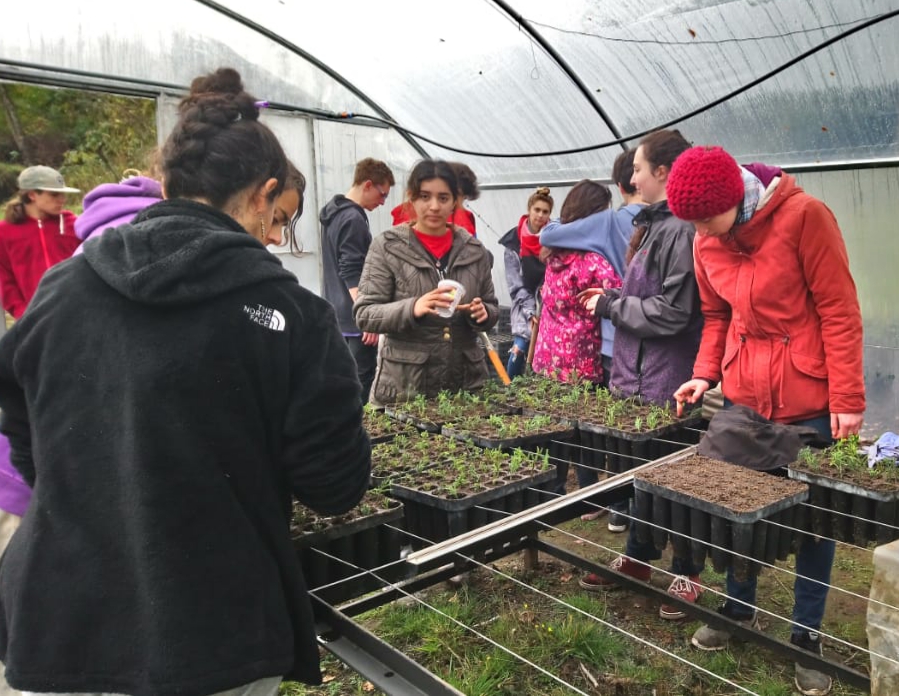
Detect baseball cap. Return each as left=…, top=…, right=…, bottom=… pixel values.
left=17, top=166, right=80, bottom=193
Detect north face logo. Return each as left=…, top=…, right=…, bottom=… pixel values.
left=243, top=304, right=286, bottom=332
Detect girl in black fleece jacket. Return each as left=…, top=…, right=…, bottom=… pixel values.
left=0, top=68, right=370, bottom=696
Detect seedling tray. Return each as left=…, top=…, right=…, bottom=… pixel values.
left=293, top=502, right=405, bottom=603
left=389, top=468, right=556, bottom=546
left=577, top=416, right=702, bottom=475
left=441, top=423, right=576, bottom=451
left=787, top=467, right=899, bottom=545
left=633, top=452, right=808, bottom=582
left=384, top=408, right=443, bottom=433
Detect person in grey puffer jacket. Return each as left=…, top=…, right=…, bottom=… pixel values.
left=354, top=160, right=498, bottom=406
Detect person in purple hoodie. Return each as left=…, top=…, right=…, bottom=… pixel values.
left=74, top=174, right=163, bottom=254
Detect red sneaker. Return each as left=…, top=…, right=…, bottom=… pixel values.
left=659, top=575, right=703, bottom=620
left=579, top=555, right=651, bottom=591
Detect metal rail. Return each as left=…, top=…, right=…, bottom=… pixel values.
left=312, top=596, right=464, bottom=696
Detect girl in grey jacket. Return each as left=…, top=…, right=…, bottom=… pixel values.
left=355, top=160, right=498, bottom=405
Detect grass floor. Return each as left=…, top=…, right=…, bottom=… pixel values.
left=282, top=504, right=875, bottom=696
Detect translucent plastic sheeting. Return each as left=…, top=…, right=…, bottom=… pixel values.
left=6, top=0, right=899, bottom=180
left=1, top=2, right=372, bottom=124
left=210, top=0, right=623, bottom=183
left=514, top=0, right=899, bottom=164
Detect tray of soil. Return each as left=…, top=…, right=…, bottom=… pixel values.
left=391, top=447, right=557, bottom=547
left=291, top=489, right=405, bottom=603
left=633, top=450, right=808, bottom=582
left=363, top=404, right=419, bottom=445
left=385, top=389, right=511, bottom=433
left=577, top=391, right=702, bottom=475
left=787, top=436, right=899, bottom=545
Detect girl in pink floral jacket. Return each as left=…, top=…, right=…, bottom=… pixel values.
left=533, top=181, right=622, bottom=384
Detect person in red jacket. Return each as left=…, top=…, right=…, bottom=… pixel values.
left=669, top=146, right=865, bottom=696
left=0, top=166, right=81, bottom=319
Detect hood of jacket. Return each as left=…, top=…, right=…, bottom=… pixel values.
left=320, top=194, right=365, bottom=226
left=546, top=249, right=581, bottom=271
left=722, top=175, right=802, bottom=254
left=74, top=176, right=163, bottom=241
left=498, top=215, right=528, bottom=252
left=81, top=199, right=297, bottom=306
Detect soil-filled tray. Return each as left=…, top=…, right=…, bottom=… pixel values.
left=390, top=467, right=556, bottom=546
left=635, top=454, right=809, bottom=523
left=787, top=438, right=899, bottom=545
left=292, top=492, right=405, bottom=602
left=633, top=452, right=808, bottom=582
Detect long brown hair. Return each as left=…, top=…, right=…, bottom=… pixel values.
left=540, top=180, right=612, bottom=262
left=3, top=191, right=30, bottom=224
left=626, top=129, right=691, bottom=264
left=559, top=180, right=612, bottom=224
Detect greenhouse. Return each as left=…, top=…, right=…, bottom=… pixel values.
left=2, top=0, right=899, bottom=694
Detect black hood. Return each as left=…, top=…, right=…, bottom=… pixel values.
left=81, top=199, right=297, bottom=306
left=319, top=194, right=364, bottom=226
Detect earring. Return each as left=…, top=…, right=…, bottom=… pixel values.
left=259, top=214, right=266, bottom=240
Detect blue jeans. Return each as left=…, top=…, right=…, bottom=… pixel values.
left=721, top=412, right=834, bottom=636
left=506, top=336, right=530, bottom=379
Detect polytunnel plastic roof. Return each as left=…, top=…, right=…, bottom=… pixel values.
left=3, top=0, right=899, bottom=184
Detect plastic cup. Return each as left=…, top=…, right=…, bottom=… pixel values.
left=436, top=279, right=466, bottom=318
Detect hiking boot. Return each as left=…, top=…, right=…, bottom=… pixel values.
left=579, top=555, right=651, bottom=591
left=691, top=608, right=759, bottom=651
left=659, top=575, right=703, bottom=620
left=607, top=511, right=628, bottom=533
left=792, top=631, right=832, bottom=696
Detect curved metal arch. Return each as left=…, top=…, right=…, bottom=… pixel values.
left=489, top=0, right=626, bottom=149
left=193, top=0, right=430, bottom=159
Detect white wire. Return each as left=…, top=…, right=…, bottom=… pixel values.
left=310, top=528, right=757, bottom=695
left=799, top=499, right=899, bottom=535
left=515, top=490, right=899, bottom=666
left=309, top=537, right=591, bottom=695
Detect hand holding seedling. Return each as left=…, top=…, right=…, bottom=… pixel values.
left=673, top=379, right=711, bottom=417
left=831, top=412, right=864, bottom=440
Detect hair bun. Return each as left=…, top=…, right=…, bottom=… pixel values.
left=178, top=68, right=259, bottom=123
left=189, top=67, right=244, bottom=97
left=535, top=186, right=550, bottom=196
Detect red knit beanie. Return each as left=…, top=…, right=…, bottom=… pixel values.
left=666, top=146, right=744, bottom=221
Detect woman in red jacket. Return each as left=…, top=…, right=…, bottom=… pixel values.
left=0, top=166, right=81, bottom=318
left=670, top=146, right=864, bottom=696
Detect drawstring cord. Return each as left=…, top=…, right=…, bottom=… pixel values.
left=37, top=219, right=51, bottom=270
left=777, top=336, right=789, bottom=408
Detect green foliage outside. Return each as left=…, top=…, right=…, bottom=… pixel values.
left=0, top=83, right=157, bottom=210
